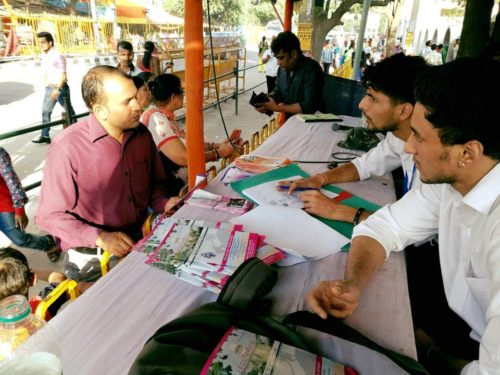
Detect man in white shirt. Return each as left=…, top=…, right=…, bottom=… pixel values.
left=116, top=40, right=142, bottom=77
left=280, top=53, right=428, bottom=224
left=425, top=44, right=444, bottom=66
left=32, top=31, right=76, bottom=144
left=307, top=58, right=500, bottom=374
left=261, top=36, right=278, bottom=94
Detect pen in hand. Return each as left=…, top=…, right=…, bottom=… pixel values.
left=277, top=185, right=320, bottom=192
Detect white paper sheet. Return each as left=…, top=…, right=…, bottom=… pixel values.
left=242, top=175, right=338, bottom=209
left=229, top=205, right=349, bottom=260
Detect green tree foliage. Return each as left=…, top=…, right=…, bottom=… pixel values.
left=308, top=0, right=392, bottom=60
left=247, top=0, right=286, bottom=26
left=163, top=0, right=244, bottom=28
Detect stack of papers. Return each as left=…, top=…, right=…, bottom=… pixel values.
left=185, top=189, right=253, bottom=214
left=134, top=218, right=285, bottom=293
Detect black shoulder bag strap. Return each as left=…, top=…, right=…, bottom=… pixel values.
left=284, top=311, right=429, bottom=375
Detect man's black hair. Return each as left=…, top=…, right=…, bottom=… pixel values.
left=414, top=57, right=500, bottom=160
left=271, top=31, right=302, bottom=56
left=37, top=31, right=54, bottom=45
left=361, top=53, right=428, bottom=105
left=117, top=40, right=133, bottom=52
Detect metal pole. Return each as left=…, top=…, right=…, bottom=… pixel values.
left=234, top=59, right=239, bottom=115
left=352, top=0, right=371, bottom=81
left=184, top=0, right=206, bottom=189
left=284, top=0, right=293, bottom=32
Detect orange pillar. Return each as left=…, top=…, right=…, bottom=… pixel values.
left=284, top=0, right=293, bottom=32
left=184, top=0, right=206, bottom=188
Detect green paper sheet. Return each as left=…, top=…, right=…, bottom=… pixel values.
left=230, top=164, right=381, bottom=247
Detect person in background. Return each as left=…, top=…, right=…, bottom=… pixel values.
left=320, top=40, right=334, bottom=74
left=258, top=36, right=268, bottom=73
left=306, top=57, right=500, bottom=374
left=254, top=31, right=323, bottom=123
left=0, top=147, right=59, bottom=262
left=425, top=44, right=443, bottom=66
left=420, top=40, right=432, bottom=58
left=446, top=38, right=460, bottom=62
left=36, top=66, right=178, bottom=282
left=32, top=31, right=75, bottom=144
left=261, top=36, right=278, bottom=93
left=137, top=41, right=161, bottom=76
left=132, top=73, right=153, bottom=111
left=116, top=40, right=142, bottom=77
left=140, top=74, right=241, bottom=196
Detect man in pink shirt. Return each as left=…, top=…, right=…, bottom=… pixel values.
left=36, top=66, right=178, bottom=281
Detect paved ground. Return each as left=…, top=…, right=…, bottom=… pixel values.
left=0, top=44, right=273, bottom=296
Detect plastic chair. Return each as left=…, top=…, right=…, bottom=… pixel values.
left=35, top=279, right=80, bottom=320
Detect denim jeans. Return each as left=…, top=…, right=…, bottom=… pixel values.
left=41, top=83, right=76, bottom=137
left=0, top=211, right=51, bottom=251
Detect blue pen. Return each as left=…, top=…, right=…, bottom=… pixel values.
left=277, top=185, right=319, bottom=192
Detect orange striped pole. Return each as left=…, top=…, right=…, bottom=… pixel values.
left=284, top=0, right=293, bottom=32
left=184, top=0, right=206, bottom=189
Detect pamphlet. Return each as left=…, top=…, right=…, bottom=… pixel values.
left=185, top=190, right=253, bottom=214
left=235, top=155, right=291, bottom=174
left=201, top=327, right=355, bottom=375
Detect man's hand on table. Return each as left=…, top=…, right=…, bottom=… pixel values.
left=95, top=231, right=135, bottom=257
left=278, top=175, right=326, bottom=194
left=306, top=280, right=361, bottom=319
left=300, top=190, right=358, bottom=222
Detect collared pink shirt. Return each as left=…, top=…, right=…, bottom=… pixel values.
left=35, top=114, right=170, bottom=251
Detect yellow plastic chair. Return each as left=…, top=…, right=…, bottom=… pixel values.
left=100, top=251, right=112, bottom=276
left=35, top=279, right=80, bottom=320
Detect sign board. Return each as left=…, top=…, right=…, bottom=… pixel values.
left=297, top=23, right=313, bottom=52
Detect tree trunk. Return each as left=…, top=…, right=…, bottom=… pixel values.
left=385, top=0, right=404, bottom=56
left=311, top=19, right=335, bottom=60
left=458, top=0, right=494, bottom=57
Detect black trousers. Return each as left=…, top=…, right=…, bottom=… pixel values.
left=405, top=241, right=479, bottom=360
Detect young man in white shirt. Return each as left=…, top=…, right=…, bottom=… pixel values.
left=280, top=53, right=428, bottom=224
left=261, top=36, right=278, bottom=94
left=33, top=31, right=76, bottom=144
left=306, top=57, right=500, bottom=374
left=116, top=40, right=142, bottom=77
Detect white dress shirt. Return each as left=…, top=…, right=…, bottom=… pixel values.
left=353, top=163, right=500, bottom=374
left=351, top=132, right=420, bottom=191
left=262, top=48, right=279, bottom=78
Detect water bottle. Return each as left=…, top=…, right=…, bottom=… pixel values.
left=0, top=295, right=62, bottom=374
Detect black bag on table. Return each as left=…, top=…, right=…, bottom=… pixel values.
left=129, top=258, right=428, bottom=375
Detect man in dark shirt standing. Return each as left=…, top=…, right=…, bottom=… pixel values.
left=36, top=66, right=178, bottom=281
left=255, top=31, right=323, bottom=122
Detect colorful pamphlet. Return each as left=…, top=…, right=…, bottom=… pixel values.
left=201, top=327, right=356, bottom=375
left=135, top=217, right=284, bottom=293
left=185, top=190, right=253, bottom=214
left=235, top=155, right=291, bottom=174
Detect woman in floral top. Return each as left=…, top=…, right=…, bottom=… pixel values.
left=140, top=74, right=241, bottom=195
left=0, top=147, right=59, bottom=261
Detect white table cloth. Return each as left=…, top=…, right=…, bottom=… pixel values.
left=49, top=116, right=415, bottom=374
